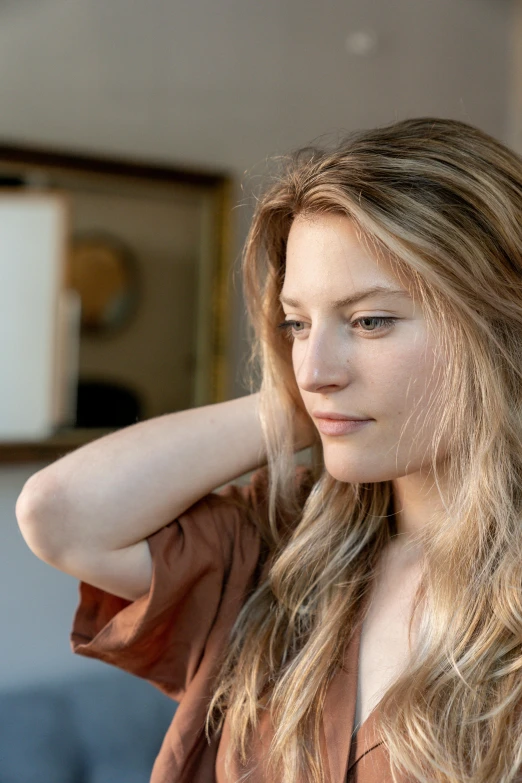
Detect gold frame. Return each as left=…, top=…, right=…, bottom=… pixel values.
left=0, top=142, right=233, bottom=462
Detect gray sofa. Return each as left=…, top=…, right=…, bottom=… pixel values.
left=0, top=668, right=178, bottom=783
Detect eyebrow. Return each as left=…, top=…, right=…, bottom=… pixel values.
left=278, top=285, right=411, bottom=309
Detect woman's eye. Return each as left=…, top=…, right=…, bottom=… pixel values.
left=352, top=316, right=398, bottom=333
left=276, top=316, right=397, bottom=341
left=276, top=320, right=307, bottom=340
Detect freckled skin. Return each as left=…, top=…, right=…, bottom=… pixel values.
left=283, top=214, right=449, bottom=536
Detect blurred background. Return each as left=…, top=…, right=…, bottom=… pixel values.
left=0, top=0, right=518, bottom=780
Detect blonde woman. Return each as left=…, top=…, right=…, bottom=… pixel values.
left=16, top=117, right=522, bottom=783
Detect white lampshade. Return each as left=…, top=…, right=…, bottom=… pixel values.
left=0, top=192, right=74, bottom=440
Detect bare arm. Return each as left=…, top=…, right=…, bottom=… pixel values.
left=16, top=393, right=314, bottom=600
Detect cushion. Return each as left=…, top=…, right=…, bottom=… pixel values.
left=66, top=668, right=177, bottom=782
left=0, top=686, right=82, bottom=783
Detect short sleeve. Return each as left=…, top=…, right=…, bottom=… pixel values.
left=70, top=465, right=313, bottom=703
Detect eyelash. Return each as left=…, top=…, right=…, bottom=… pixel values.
left=276, top=316, right=398, bottom=341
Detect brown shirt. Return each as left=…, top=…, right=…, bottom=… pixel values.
left=70, top=466, right=409, bottom=783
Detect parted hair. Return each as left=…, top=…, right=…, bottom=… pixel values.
left=205, top=117, right=522, bottom=782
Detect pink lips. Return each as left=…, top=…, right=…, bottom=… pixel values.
left=313, top=414, right=372, bottom=436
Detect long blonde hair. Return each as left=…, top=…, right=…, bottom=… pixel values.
left=206, top=117, right=522, bottom=782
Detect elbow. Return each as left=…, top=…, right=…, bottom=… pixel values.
left=16, top=474, right=67, bottom=565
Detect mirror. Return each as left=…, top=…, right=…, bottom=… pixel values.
left=0, top=143, right=232, bottom=461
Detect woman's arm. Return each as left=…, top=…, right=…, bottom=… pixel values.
left=15, top=393, right=314, bottom=601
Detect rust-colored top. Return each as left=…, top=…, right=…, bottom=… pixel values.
left=70, top=466, right=409, bottom=783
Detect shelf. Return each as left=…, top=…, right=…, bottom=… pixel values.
left=0, top=428, right=116, bottom=463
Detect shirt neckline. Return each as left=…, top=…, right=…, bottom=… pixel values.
left=342, top=602, right=385, bottom=768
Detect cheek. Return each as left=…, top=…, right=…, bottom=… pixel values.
left=372, top=353, right=414, bottom=391
left=379, top=347, right=441, bottom=423
left=368, top=345, right=440, bottom=412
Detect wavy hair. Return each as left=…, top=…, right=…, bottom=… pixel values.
left=205, top=117, right=522, bottom=782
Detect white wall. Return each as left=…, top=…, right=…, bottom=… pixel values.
left=0, top=0, right=511, bottom=174
left=0, top=0, right=515, bottom=688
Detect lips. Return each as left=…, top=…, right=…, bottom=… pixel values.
left=314, top=417, right=372, bottom=436
left=313, top=412, right=371, bottom=421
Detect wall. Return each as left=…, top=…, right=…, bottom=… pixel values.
left=0, top=0, right=514, bottom=688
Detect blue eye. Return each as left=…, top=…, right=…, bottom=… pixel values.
left=276, top=316, right=398, bottom=340
left=277, top=320, right=306, bottom=340
left=353, top=316, right=398, bottom=332
left=277, top=320, right=306, bottom=338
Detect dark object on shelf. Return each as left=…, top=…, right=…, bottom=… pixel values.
left=0, top=175, right=26, bottom=187
left=75, top=380, right=142, bottom=428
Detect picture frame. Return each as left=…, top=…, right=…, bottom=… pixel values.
left=0, top=142, right=233, bottom=462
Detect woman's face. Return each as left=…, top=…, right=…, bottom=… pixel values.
left=281, top=212, right=447, bottom=483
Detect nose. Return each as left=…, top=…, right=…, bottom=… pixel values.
left=294, top=327, right=350, bottom=394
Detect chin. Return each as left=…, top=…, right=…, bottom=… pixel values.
left=323, top=456, right=361, bottom=483
left=323, top=451, right=382, bottom=484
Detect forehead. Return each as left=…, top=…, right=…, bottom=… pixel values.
left=283, top=213, right=409, bottom=302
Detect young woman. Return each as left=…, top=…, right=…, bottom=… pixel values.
left=16, top=117, right=522, bottom=783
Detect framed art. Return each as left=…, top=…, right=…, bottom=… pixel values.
left=0, top=142, right=233, bottom=462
